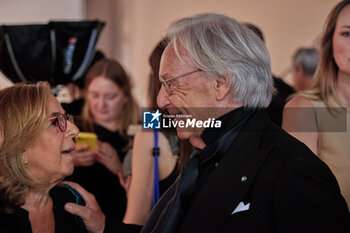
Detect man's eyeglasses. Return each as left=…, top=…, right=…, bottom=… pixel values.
left=159, top=69, right=201, bottom=95
left=49, top=113, right=74, bottom=133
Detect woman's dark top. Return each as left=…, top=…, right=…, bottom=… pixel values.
left=103, top=132, right=180, bottom=233
left=0, top=185, right=86, bottom=233
left=159, top=163, right=179, bottom=197
left=67, top=123, right=129, bottom=221
left=104, top=162, right=178, bottom=232
left=157, top=131, right=180, bottom=198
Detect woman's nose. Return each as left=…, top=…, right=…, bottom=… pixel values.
left=66, top=120, right=79, bottom=138
left=97, top=97, right=107, bottom=108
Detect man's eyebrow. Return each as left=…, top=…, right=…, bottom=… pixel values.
left=340, top=25, right=350, bottom=29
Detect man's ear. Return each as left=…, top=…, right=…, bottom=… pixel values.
left=213, top=75, right=231, bottom=100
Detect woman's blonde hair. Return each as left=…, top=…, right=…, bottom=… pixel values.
left=82, top=58, right=140, bottom=136
left=0, top=82, right=51, bottom=207
left=306, top=0, right=350, bottom=108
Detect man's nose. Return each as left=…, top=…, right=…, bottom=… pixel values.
left=157, top=85, right=171, bottom=108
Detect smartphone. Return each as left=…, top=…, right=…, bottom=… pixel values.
left=75, top=132, right=98, bottom=151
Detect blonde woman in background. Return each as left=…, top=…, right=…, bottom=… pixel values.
left=68, top=58, right=140, bottom=221
left=283, top=0, right=350, bottom=209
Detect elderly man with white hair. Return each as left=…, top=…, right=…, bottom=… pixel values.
left=141, top=13, right=350, bottom=233
left=68, top=13, right=350, bottom=233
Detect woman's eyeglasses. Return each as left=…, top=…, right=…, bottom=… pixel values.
left=49, top=113, right=74, bottom=133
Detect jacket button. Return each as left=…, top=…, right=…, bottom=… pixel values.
left=241, top=176, right=247, bottom=182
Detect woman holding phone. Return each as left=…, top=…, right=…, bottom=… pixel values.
left=68, top=58, right=140, bottom=221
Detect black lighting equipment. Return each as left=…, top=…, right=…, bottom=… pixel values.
left=0, top=20, right=104, bottom=85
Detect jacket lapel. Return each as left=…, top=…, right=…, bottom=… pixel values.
left=179, top=110, right=274, bottom=233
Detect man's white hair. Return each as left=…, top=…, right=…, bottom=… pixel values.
left=167, top=13, right=273, bottom=108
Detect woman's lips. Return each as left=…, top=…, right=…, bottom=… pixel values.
left=97, top=111, right=109, bottom=114
left=61, top=147, right=75, bottom=157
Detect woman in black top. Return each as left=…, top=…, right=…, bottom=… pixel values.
left=68, top=58, right=140, bottom=221
left=0, top=82, right=104, bottom=233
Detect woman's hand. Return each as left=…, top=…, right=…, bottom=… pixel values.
left=63, top=181, right=105, bottom=233
left=95, top=141, right=123, bottom=175
left=72, top=144, right=96, bottom=167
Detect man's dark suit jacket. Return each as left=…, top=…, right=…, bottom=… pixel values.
left=141, top=110, right=350, bottom=233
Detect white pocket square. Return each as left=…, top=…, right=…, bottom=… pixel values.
left=231, top=202, right=250, bottom=215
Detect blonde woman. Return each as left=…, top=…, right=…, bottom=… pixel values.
left=283, top=0, right=350, bottom=209
left=0, top=82, right=105, bottom=233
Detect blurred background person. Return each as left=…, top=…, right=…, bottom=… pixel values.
left=291, top=47, right=319, bottom=91
left=123, top=38, right=181, bottom=225
left=67, top=58, right=140, bottom=221
left=0, top=82, right=104, bottom=233
left=244, top=23, right=295, bottom=126
left=283, top=0, right=350, bottom=209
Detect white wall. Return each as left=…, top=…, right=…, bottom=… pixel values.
left=0, top=0, right=341, bottom=105
left=0, top=0, right=84, bottom=24
left=86, top=0, right=340, bottom=106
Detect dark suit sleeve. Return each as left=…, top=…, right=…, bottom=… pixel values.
left=272, top=151, right=350, bottom=233
left=104, top=217, right=142, bottom=233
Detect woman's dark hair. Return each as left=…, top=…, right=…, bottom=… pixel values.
left=148, top=38, right=193, bottom=166
left=148, top=38, right=169, bottom=108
